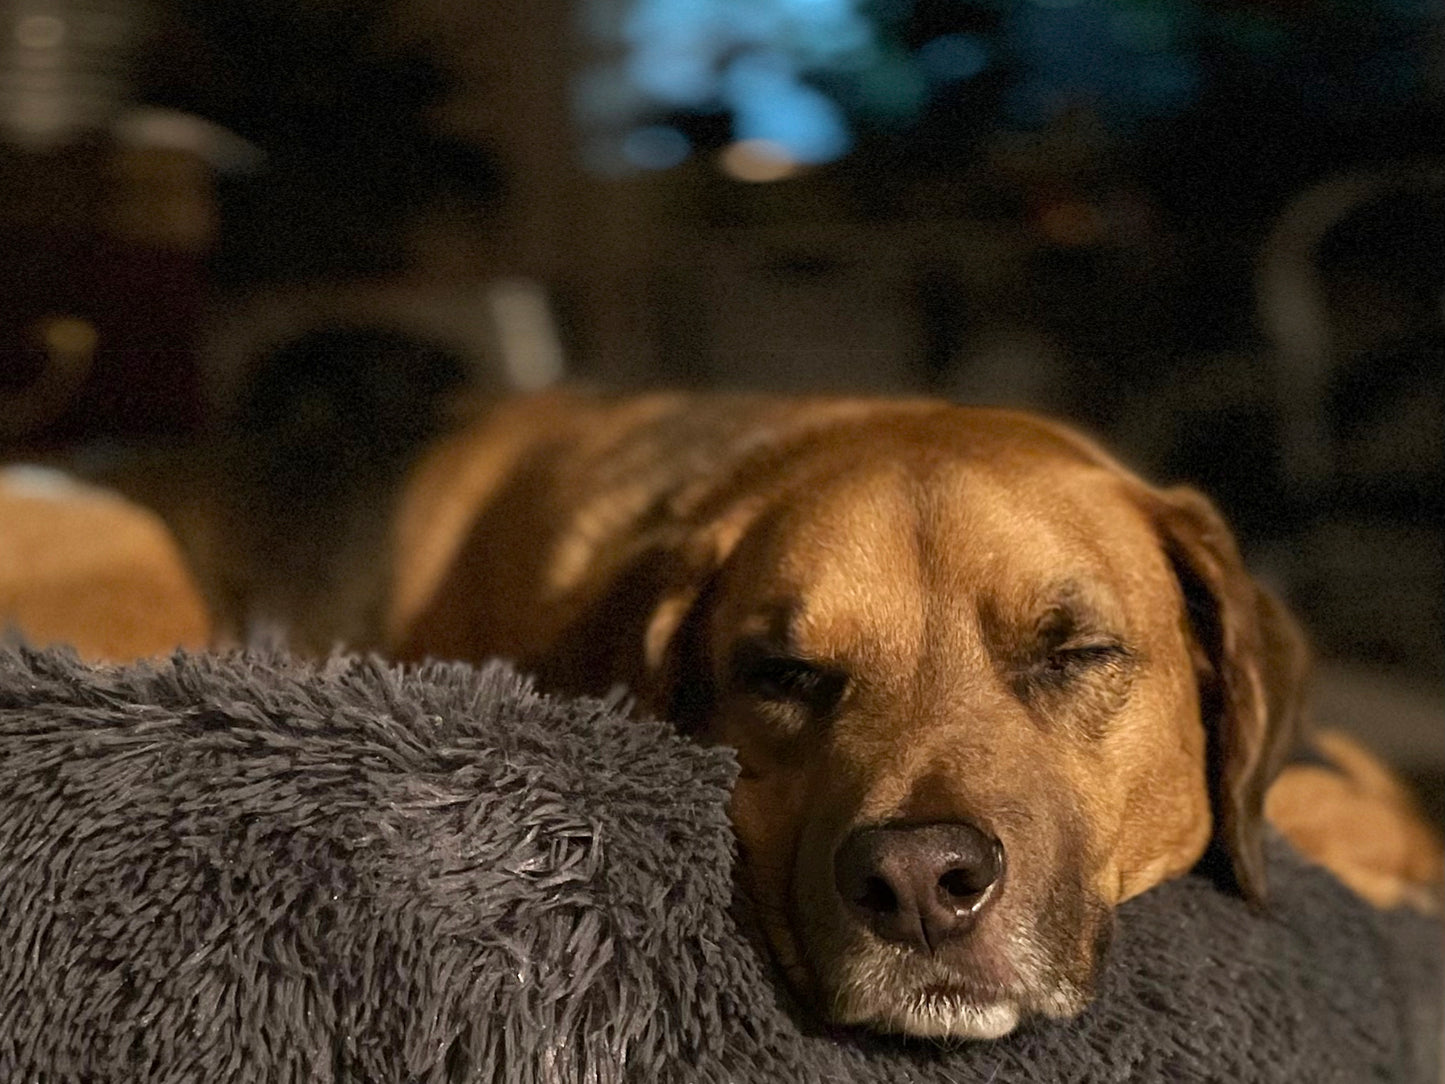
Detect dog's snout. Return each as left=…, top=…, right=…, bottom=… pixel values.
left=833, top=821, right=1004, bottom=951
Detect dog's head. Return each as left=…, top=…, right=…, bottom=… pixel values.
left=639, top=405, right=1306, bottom=1039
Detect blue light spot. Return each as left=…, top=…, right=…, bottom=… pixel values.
left=778, top=0, right=849, bottom=13
left=573, top=65, right=643, bottom=125
left=621, top=124, right=693, bottom=169
left=723, top=51, right=852, bottom=163
left=625, top=45, right=719, bottom=107
left=918, top=33, right=990, bottom=84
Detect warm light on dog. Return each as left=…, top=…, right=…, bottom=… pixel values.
left=390, top=391, right=1443, bottom=1040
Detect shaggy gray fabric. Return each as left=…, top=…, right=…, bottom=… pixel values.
left=0, top=646, right=1439, bottom=1083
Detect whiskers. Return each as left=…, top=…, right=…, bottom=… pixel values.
left=831, top=973, right=1023, bottom=1040
left=822, top=910, right=1089, bottom=1039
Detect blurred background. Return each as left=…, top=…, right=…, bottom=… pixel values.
left=1, top=0, right=1440, bottom=810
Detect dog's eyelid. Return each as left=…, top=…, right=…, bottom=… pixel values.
left=1054, top=634, right=1131, bottom=658
left=1008, top=630, right=1134, bottom=688
left=730, top=642, right=849, bottom=712
left=1033, top=595, right=1135, bottom=652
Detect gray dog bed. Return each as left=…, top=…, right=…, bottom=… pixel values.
left=0, top=646, right=1439, bottom=1083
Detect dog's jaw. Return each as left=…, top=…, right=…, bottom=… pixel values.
left=785, top=844, right=1107, bottom=1041
left=819, top=924, right=1093, bottom=1040
left=834, top=988, right=1023, bottom=1040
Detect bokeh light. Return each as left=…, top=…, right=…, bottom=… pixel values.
left=579, top=0, right=1441, bottom=175
left=621, top=124, right=692, bottom=170
left=717, top=138, right=800, bottom=182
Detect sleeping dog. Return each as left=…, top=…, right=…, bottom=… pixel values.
left=388, top=390, right=1442, bottom=1040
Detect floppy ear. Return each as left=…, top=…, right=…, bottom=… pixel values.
left=639, top=505, right=760, bottom=734
left=641, top=566, right=722, bottom=735
left=1154, top=486, right=1310, bottom=904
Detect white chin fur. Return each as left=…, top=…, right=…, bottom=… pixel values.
left=839, top=997, right=1022, bottom=1041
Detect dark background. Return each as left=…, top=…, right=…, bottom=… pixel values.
left=1, top=0, right=1440, bottom=798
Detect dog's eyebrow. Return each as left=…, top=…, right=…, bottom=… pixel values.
left=735, top=602, right=801, bottom=646
left=728, top=608, right=819, bottom=674
left=1031, top=579, right=1118, bottom=633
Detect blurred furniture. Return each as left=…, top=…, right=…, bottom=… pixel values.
left=1, top=0, right=210, bottom=453
left=1256, top=162, right=1444, bottom=680
left=1257, top=161, right=1445, bottom=500
left=200, top=276, right=562, bottom=416
left=0, top=149, right=209, bottom=451
left=620, top=217, right=1050, bottom=394
left=0, top=130, right=221, bottom=452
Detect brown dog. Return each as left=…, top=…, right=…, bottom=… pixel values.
left=388, top=390, right=1441, bottom=1040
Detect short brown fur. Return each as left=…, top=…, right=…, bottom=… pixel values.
left=389, top=390, right=1441, bottom=1037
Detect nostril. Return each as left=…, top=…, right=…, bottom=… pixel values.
left=938, top=866, right=990, bottom=901
left=937, top=839, right=1003, bottom=902
left=855, top=875, right=898, bottom=915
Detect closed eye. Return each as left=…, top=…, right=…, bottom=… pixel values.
left=1007, top=632, right=1133, bottom=701
left=1007, top=634, right=1136, bottom=738
left=734, top=650, right=848, bottom=717
left=1008, top=598, right=1135, bottom=698
left=1034, top=640, right=1131, bottom=680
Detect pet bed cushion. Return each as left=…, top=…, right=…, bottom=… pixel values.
left=0, top=646, right=1439, bottom=1082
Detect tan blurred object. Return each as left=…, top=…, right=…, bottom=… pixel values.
left=1267, top=731, right=1443, bottom=913
left=0, top=469, right=210, bottom=661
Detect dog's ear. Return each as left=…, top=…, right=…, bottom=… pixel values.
left=1153, top=486, right=1309, bottom=903
left=641, top=565, right=721, bottom=735
left=639, top=506, right=759, bottom=733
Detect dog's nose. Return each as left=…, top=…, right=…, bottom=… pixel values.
left=833, top=821, right=1004, bottom=951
